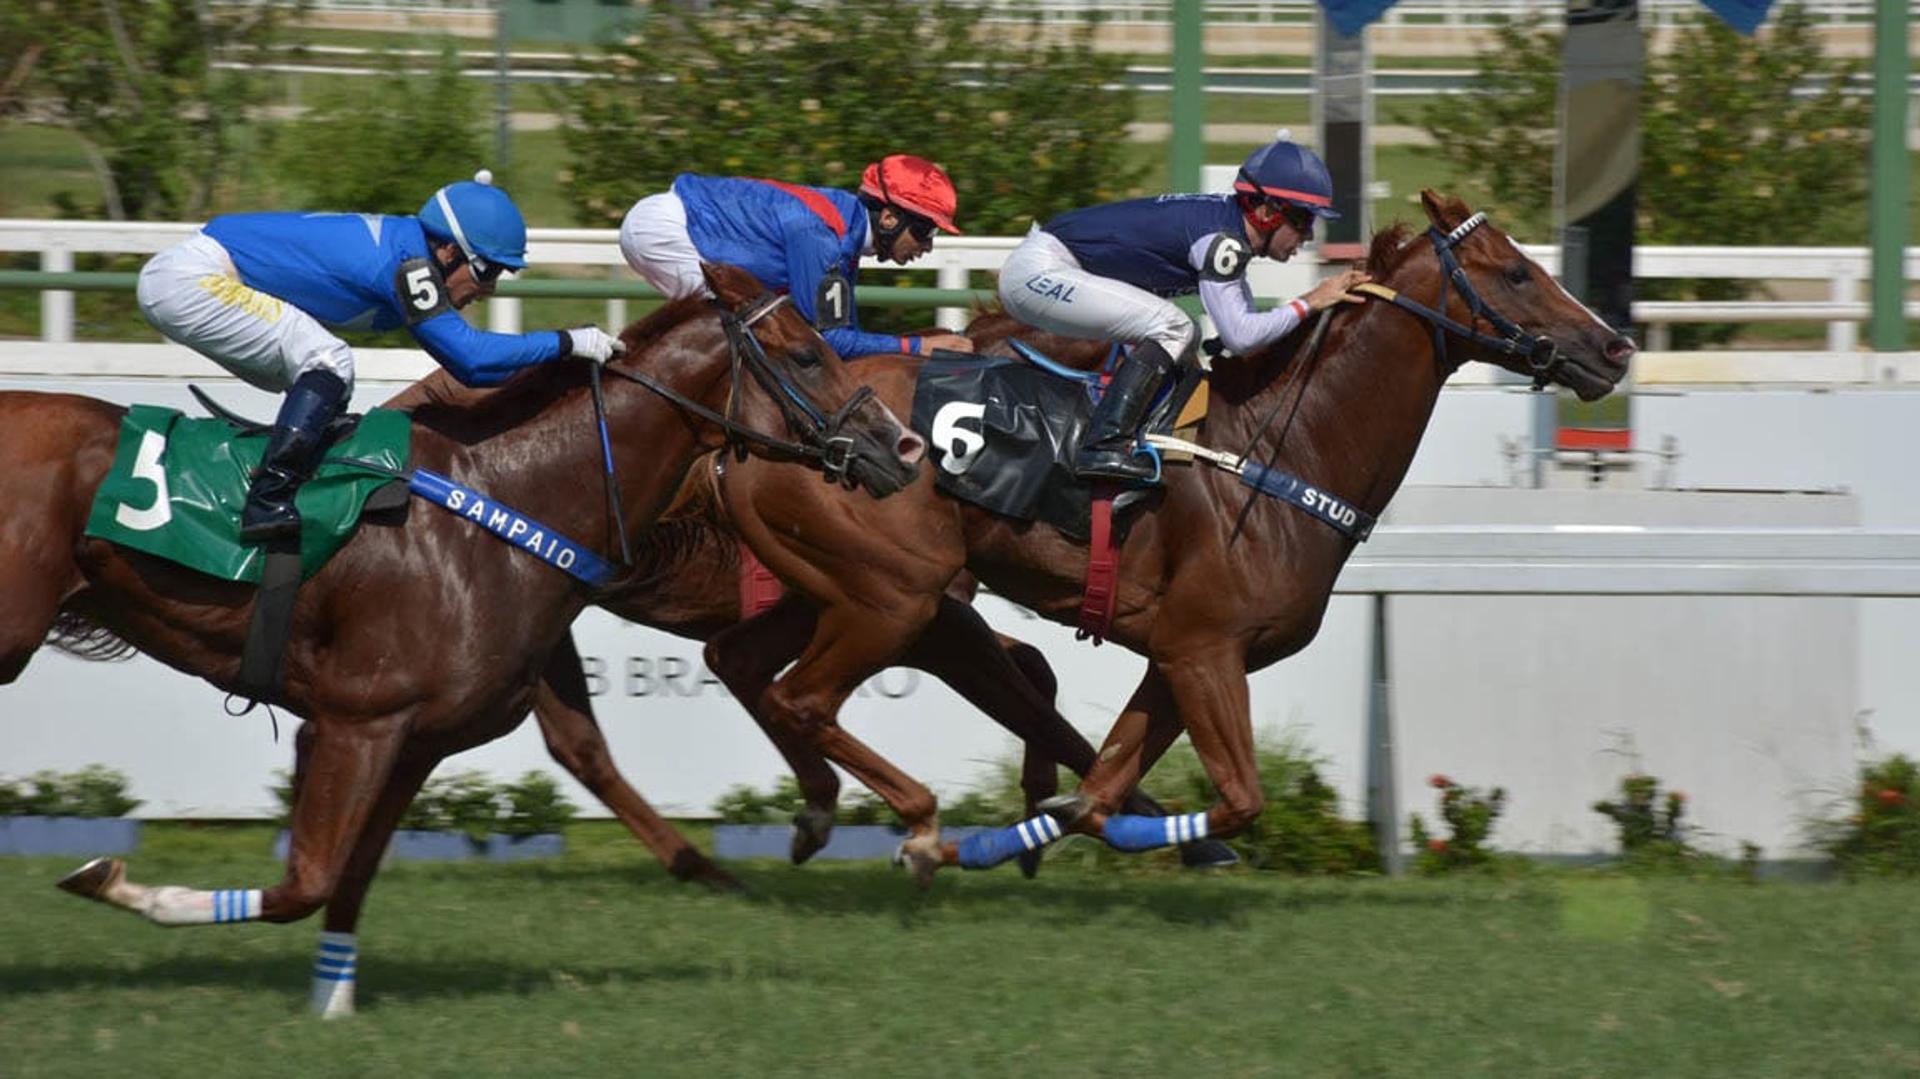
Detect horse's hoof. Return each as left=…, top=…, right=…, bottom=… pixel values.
left=892, top=837, right=942, bottom=890
left=1037, top=793, right=1094, bottom=829
left=57, top=856, right=123, bottom=900
left=1179, top=839, right=1239, bottom=869
left=1017, top=848, right=1044, bottom=880
left=790, top=806, right=836, bottom=865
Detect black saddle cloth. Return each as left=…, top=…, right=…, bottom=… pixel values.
left=910, top=358, right=1097, bottom=540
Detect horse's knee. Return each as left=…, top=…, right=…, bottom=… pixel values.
left=1213, top=790, right=1265, bottom=836
left=261, top=881, right=331, bottom=923
left=1003, top=640, right=1059, bottom=704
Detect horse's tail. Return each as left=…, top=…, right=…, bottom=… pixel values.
left=44, top=612, right=136, bottom=662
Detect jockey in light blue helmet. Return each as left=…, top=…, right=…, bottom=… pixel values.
left=418, top=172, right=530, bottom=277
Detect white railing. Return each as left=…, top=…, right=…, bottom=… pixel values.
left=6, top=218, right=1914, bottom=358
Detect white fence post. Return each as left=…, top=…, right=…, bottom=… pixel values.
left=487, top=295, right=522, bottom=334
left=1829, top=269, right=1859, bottom=353
left=42, top=246, right=73, bottom=344
left=936, top=264, right=969, bottom=332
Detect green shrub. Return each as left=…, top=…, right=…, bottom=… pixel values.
left=499, top=771, right=579, bottom=838
left=1143, top=735, right=1378, bottom=875
left=0, top=766, right=140, bottom=818
left=271, top=768, right=574, bottom=838
left=1814, top=754, right=1920, bottom=878
left=1593, top=772, right=1699, bottom=869
left=1408, top=774, right=1508, bottom=874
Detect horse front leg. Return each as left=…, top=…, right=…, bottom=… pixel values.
left=1056, top=649, right=1255, bottom=855
left=58, top=713, right=409, bottom=930
left=301, top=744, right=440, bottom=1019
left=704, top=597, right=845, bottom=864
left=728, top=601, right=945, bottom=887
left=534, top=632, right=743, bottom=892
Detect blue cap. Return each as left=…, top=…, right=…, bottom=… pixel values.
left=418, top=170, right=528, bottom=269
left=1235, top=134, right=1340, bottom=220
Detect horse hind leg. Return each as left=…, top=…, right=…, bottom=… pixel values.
left=58, top=714, right=410, bottom=936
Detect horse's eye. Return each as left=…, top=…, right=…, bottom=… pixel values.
left=1504, top=263, right=1531, bottom=287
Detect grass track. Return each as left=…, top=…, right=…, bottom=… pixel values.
left=4, top=824, right=1920, bottom=1077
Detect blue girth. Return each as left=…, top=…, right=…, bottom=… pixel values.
left=1237, top=461, right=1377, bottom=541
left=409, top=468, right=618, bottom=587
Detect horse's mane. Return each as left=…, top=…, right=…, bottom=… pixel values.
left=406, top=296, right=716, bottom=444
left=1365, top=222, right=1420, bottom=278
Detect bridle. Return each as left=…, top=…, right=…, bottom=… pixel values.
left=583, top=291, right=888, bottom=574
left=1360, top=212, right=1565, bottom=390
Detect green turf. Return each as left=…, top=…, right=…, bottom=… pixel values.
left=3, top=822, right=1919, bottom=1077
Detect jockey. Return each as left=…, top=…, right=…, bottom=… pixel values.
left=136, top=171, right=626, bottom=544
left=619, top=154, right=975, bottom=359
left=997, top=132, right=1372, bottom=483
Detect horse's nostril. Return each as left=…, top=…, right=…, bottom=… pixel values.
left=1604, top=336, right=1636, bottom=363
left=896, top=431, right=926, bottom=466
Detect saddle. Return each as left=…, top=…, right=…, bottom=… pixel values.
left=908, top=342, right=1209, bottom=542
left=83, top=389, right=412, bottom=702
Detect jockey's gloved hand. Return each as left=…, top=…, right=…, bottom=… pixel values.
left=563, top=326, right=627, bottom=363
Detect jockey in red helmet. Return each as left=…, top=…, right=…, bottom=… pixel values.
left=619, top=154, right=973, bottom=358
left=998, top=132, right=1371, bottom=483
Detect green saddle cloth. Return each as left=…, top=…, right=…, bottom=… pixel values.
left=83, top=404, right=412, bottom=583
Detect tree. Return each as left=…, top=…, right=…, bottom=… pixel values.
left=273, top=42, right=488, bottom=214
left=554, top=0, right=1141, bottom=235
left=1415, top=4, right=1870, bottom=346
left=0, top=0, right=298, bottom=219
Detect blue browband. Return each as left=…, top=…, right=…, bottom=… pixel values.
left=409, top=468, right=618, bottom=587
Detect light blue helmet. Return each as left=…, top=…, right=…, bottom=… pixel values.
left=1234, top=131, right=1339, bottom=220
left=418, top=169, right=528, bottom=270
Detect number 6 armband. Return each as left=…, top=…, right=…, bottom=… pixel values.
left=1200, top=234, right=1250, bottom=283
left=395, top=257, right=454, bottom=325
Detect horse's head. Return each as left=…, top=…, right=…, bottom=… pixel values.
left=1405, top=190, right=1634, bottom=401
left=692, top=261, right=922, bottom=497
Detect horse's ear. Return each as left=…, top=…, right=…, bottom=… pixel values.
left=700, top=261, right=760, bottom=308
left=1419, top=189, right=1471, bottom=231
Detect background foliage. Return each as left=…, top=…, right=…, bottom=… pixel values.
left=0, top=765, right=141, bottom=818
left=273, top=42, right=488, bottom=214
left=556, top=0, right=1142, bottom=235
left=0, top=0, right=297, bottom=219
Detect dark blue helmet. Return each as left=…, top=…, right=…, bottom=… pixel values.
left=418, top=170, right=528, bottom=270
left=1235, top=133, right=1339, bottom=220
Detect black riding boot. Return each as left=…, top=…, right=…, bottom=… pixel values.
left=1073, top=341, right=1177, bottom=484
left=239, top=369, right=348, bottom=544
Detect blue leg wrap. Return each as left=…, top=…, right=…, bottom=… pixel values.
left=955, top=815, right=1065, bottom=870
left=1102, top=812, right=1210, bottom=852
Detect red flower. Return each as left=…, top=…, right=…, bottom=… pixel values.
left=1428, top=774, right=1452, bottom=789
left=1426, top=839, right=1448, bottom=853
left=1877, top=788, right=1905, bottom=807
left=1672, top=791, right=1688, bottom=803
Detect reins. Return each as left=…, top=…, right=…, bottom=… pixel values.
left=584, top=292, right=881, bottom=580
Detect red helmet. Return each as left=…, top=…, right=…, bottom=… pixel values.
left=859, top=155, right=963, bottom=236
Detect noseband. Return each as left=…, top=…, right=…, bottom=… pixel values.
left=1365, top=212, right=1565, bottom=390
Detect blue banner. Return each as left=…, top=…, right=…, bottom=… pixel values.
left=1316, top=0, right=1774, bottom=35
left=409, top=468, right=618, bottom=587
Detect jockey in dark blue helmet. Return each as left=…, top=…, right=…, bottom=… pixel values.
left=138, top=171, right=625, bottom=543
left=998, top=133, right=1370, bottom=483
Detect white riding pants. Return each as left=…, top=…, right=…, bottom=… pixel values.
left=619, top=191, right=709, bottom=300
left=996, top=224, right=1198, bottom=364
left=136, top=233, right=354, bottom=394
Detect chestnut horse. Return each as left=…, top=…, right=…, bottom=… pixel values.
left=4, top=264, right=918, bottom=1014
left=701, top=192, right=1635, bottom=881
left=391, top=315, right=1232, bottom=887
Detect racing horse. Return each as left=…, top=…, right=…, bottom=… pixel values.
left=700, top=192, right=1635, bottom=881
left=3, top=263, right=919, bottom=1011
left=389, top=314, right=1233, bottom=888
